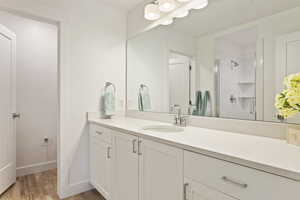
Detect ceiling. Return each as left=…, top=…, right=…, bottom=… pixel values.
left=101, top=0, right=146, bottom=10
left=169, top=0, right=300, bottom=37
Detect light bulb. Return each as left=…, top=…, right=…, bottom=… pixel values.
left=158, top=0, right=176, bottom=12
left=192, top=0, right=208, bottom=9
left=144, top=3, right=161, bottom=20
left=161, top=18, right=174, bottom=25
left=175, top=10, right=189, bottom=18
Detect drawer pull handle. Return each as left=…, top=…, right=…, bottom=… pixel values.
left=222, top=176, right=248, bottom=188
left=96, top=131, right=103, bottom=135
left=138, top=140, right=142, bottom=155
left=184, top=183, right=189, bottom=200
left=107, top=147, right=111, bottom=159
left=132, top=139, right=137, bottom=153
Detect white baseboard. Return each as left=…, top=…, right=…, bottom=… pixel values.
left=58, top=180, right=93, bottom=199
left=16, top=160, right=57, bottom=177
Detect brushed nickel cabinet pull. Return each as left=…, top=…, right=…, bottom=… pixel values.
left=107, top=147, right=111, bottom=159
left=222, top=176, right=248, bottom=188
left=132, top=139, right=137, bottom=153
left=184, top=183, right=189, bottom=200
left=138, top=140, right=142, bottom=155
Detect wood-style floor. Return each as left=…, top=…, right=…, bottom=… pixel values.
left=0, top=169, right=104, bottom=200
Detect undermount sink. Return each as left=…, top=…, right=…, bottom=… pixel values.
left=142, top=125, right=184, bottom=133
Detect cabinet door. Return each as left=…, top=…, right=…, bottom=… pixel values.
left=139, top=139, right=183, bottom=200
left=185, top=179, right=236, bottom=200
left=90, top=138, right=112, bottom=200
left=114, top=132, right=139, bottom=200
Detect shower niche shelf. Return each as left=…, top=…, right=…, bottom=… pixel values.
left=238, top=96, right=255, bottom=99
left=238, top=81, right=255, bottom=85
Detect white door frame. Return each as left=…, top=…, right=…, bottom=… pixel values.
left=0, top=23, right=16, bottom=195
left=0, top=8, right=61, bottom=196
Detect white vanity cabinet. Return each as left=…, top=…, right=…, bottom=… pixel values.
left=113, top=132, right=139, bottom=200
left=89, top=125, right=113, bottom=200
left=90, top=124, right=183, bottom=200
left=139, top=139, right=183, bottom=200
left=89, top=123, right=300, bottom=200
left=184, top=151, right=300, bottom=200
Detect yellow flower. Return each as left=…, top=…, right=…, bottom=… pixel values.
left=279, top=107, right=299, bottom=118
left=286, top=89, right=300, bottom=109
left=276, top=73, right=300, bottom=119
left=284, top=73, right=300, bottom=89
left=275, top=91, right=288, bottom=109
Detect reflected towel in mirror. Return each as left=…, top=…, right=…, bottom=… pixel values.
left=138, top=85, right=151, bottom=111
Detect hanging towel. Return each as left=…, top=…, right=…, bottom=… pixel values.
left=102, top=83, right=116, bottom=117
left=138, top=85, right=151, bottom=111
left=201, top=90, right=212, bottom=116
left=193, top=91, right=202, bottom=116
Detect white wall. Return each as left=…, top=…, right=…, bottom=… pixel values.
left=0, top=11, right=58, bottom=176
left=127, top=27, right=168, bottom=112
left=0, top=0, right=127, bottom=198
left=127, top=27, right=196, bottom=113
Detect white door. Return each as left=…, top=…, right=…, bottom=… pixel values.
left=184, top=178, right=236, bottom=200
left=0, top=24, right=16, bottom=195
left=139, top=139, right=183, bottom=200
left=276, top=32, right=300, bottom=123
left=90, top=138, right=112, bottom=200
left=169, top=57, right=191, bottom=113
left=113, top=132, right=139, bottom=200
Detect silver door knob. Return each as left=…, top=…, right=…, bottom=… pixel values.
left=12, top=113, right=20, bottom=119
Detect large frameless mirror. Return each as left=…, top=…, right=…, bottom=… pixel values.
left=127, top=0, right=300, bottom=124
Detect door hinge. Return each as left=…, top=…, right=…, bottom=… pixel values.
left=138, top=140, right=142, bottom=155
left=107, top=147, right=111, bottom=159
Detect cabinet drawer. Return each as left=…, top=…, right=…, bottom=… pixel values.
left=184, top=151, right=300, bottom=200
left=90, top=124, right=112, bottom=144
left=185, top=178, right=236, bottom=200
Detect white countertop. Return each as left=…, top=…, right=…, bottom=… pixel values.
left=89, top=116, right=300, bottom=181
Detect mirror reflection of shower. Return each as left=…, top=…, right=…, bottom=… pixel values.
left=215, top=27, right=258, bottom=120
left=230, top=60, right=239, bottom=69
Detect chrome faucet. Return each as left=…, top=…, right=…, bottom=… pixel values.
left=174, top=106, right=188, bottom=127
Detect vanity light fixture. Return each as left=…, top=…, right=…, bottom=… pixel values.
left=192, top=0, right=208, bottom=9
left=144, top=3, right=161, bottom=20
left=158, top=0, right=176, bottom=12
left=161, top=18, right=174, bottom=25
left=175, top=10, right=189, bottom=18
left=144, top=0, right=208, bottom=25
